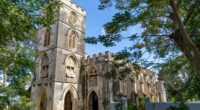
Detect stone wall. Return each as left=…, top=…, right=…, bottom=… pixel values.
left=145, top=102, right=200, bottom=110
left=82, top=51, right=166, bottom=110
left=31, top=0, right=166, bottom=110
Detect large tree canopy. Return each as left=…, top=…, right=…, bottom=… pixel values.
left=86, top=0, right=200, bottom=77
left=0, top=0, right=60, bottom=109
left=0, top=0, right=60, bottom=46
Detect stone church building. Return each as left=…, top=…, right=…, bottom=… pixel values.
left=31, top=0, right=166, bottom=110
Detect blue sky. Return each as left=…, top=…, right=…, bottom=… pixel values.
left=74, top=0, right=143, bottom=55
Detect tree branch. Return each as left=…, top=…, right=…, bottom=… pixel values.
left=169, top=0, right=200, bottom=77
left=3, top=45, right=21, bottom=87
left=183, top=1, right=198, bottom=25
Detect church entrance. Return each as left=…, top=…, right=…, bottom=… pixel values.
left=39, top=91, right=47, bottom=110
left=64, top=91, right=73, bottom=110
left=89, top=91, right=98, bottom=110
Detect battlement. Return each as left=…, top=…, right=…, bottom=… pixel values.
left=60, top=0, right=86, bottom=16
left=140, top=68, right=155, bottom=77
left=83, top=51, right=114, bottom=64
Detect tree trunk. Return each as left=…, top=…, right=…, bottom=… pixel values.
left=169, top=0, right=200, bottom=77
left=173, top=30, right=200, bottom=77
left=3, top=69, right=7, bottom=87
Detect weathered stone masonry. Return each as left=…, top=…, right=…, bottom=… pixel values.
left=31, top=0, right=166, bottom=110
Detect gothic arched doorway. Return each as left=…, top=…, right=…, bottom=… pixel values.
left=89, top=91, right=98, bottom=110
left=64, top=91, right=74, bottom=110
left=39, top=91, right=47, bottom=110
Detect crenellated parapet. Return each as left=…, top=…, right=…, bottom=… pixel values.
left=82, top=51, right=166, bottom=102
left=60, top=0, right=86, bottom=16
left=83, top=51, right=114, bottom=65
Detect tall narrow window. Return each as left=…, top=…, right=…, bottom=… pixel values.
left=44, top=29, right=50, bottom=46
left=41, top=54, right=49, bottom=78
left=68, top=31, right=76, bottom=49
left=65, top=57, right=76, bottom=78
left=89, top=68, right=97, bottom=87
left=141, top=82, right=144, bottom=93
left=113, top=80, right=120, bottom=101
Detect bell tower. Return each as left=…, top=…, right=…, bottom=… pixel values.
left=31, top=0, right=86, bottom=110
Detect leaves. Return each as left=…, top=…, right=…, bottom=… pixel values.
left=84, top=37, right=98, bottom=44
left=159, top=55, right=200, bottom=101
left=99, top=0, right=112, bottom=10
left=0, top=0, right=60, bottom=109
left=86, top=0, right=200, bottom=101
left=0, top=0, right=61, bottom=46
left=90, top=0, right=200, bottom=66
left=0, top=41, right=35, bottom=109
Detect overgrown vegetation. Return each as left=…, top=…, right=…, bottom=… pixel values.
left=102, top=97, right=109, bottom=110
left=127, top=100, right=138, bottom=110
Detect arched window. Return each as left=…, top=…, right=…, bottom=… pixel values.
left=41, top=54, right=49, bottom=78
left=65, top=57, right=76, bottom=78
left=44, top=29, right=50, bottom=46
left=68, top=31, right=76, bottom=49
left=89, top=68, right=97, bottom=87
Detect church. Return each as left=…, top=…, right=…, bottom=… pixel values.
left=31, top=0, right=166, bottom=110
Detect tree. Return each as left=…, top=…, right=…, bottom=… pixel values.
left=0, top=0, right=60, bottom=109
left=0, top=0, right=60, bottom=46
left=159, top=55, right=200, bottom=101
left=86, top=0, right=200, bottom=77
left=0, top=42, right=35, bottom=109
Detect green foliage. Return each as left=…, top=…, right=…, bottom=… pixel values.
left=0, top=42, right=35, bottom=109
left=0, top=0, right=61, bottom=109
left=102, top=97, right=109, bottom=110
left=138, top=97, right=145, bottom=110
left=0, top=0, right=61, bottom=46
left=128, top=100, right=137, bottom=110
left=159, top=55, right=200, bottom=101
left=1, top=96, right=35, bottom=110
left=85, top=0, right=200, bottom=102
left=86, top=0, right=200, bottom=70
left=88, top=0, right=179, bottom=63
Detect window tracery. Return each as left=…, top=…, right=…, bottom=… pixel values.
left=68, top=31, right=76, bottom=49
left=89, top=67, right=97, bottom=87
left=41, top=54, right=49, bottom=78
left=65, top=57, right=76, bottom=78
left=69, top=11, right=77, bottom=25
left=44, top=29, right=50, bottom=46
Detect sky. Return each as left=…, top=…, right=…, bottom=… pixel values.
left=74, top=0, right=144, bottom=55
